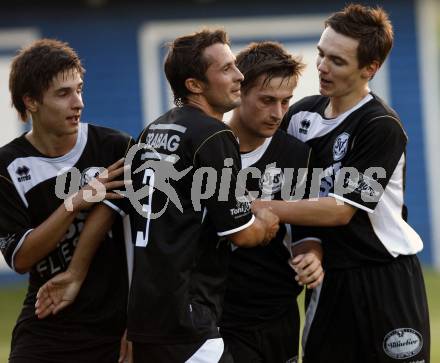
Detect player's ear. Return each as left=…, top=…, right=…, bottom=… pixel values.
left=185, top=78, right=205, bottom=95
left=362, top=60, right=380, bottom=80
left=23, top=94, right=39, bottom=113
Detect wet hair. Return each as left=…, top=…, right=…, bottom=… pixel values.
left=164, top=29, right=229, bottom=106
left=325, top=3, right=394, bottom=68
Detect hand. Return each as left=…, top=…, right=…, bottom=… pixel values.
left=289, top=252, right=324, bottom=289
left=65, top=158, right=128, bottom=212
left=35, top=269, right=85, bottom=319
left=119, top=330, right=133, bottom=363
left=251, top=199, right=265, bottom=214
left=254, top=207, right=279, bottom=245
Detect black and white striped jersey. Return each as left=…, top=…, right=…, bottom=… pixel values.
left=108, top=105, right=254, bottom=344
left=0, top=123, right=132, bottom=337
left=221, top=129, right=313, bottom=327
left=282, top=93, right=423, bottom=269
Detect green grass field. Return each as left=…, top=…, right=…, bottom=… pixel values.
left=1, top=268, right=439, bottom=362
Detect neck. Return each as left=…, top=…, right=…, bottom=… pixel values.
left=26, top=125, right=78, bottom=157
left=326, top=87, right=370, bottom=118
left=186, top=96, right=223, bottom=121
left=229, top=112, right=266, bottom=153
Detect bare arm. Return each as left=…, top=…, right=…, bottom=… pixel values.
left=15, top=158, right=125, bottom=273
left=229, top=208, right=279, bottom=248
left=35, top=203, right=116, bottom=318
left=252, top=197, right=356, bottom=227
left=61, top=204, right=116, bottom=280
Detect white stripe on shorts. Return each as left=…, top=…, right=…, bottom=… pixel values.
left=185, top=338, right=224, bottom=363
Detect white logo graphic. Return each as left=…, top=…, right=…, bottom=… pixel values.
left=80, top=166, right=104, bottom=187
left=383, top=328, right=423, bottom=359
left=333, top=132, right=350, bottom=161
left=259, top=165, right=284, bottom=197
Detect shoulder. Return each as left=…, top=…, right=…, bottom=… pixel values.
left=86, top=123, right=134, bottom=155
left=282, top=95, right=326, bottom=131
left=292, top=95, right=326, bottom=113
left=357, top=95, right=407, bottom=140
left=274, top=129, right=309, bottom=153
left=274, top=129, right=309, bottom=148
left=86, top=123, right=133, bottom=144
left=271, top=130, right=311, bottom=167
left=172, top=106, right=236, bottom=150
left=0, top=136, right=29, bottom=177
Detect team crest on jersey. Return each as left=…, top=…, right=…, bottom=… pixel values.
left=80, top=166, right=104, bottom=187
left=259, top=166, right=284, bottom=197
left=333, top=132, right=350, bottom=161
left=383, top=328, right=423, bottom=359
left=16, top=165, right=31, bottom=182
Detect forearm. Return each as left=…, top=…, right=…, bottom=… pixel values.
left=67, top=204, right=116, bottom=279
left=254, top=197, right=355, bottom=226
left=14, top=204, right=79, bottom=273
left=229, top=217, right=266, bottom=247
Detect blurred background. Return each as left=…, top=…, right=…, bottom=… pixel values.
left=0, top=0, right=439, bottom=360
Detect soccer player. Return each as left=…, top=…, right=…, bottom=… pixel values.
left=219, top=41, right=324, bottom=363
left=255, top=4, right=430, bottom=362
left=40, top=29, right=278, bottom=363
left=0, top=39, right=132, bottom=363
left=121, top=29, right=280, bottom=363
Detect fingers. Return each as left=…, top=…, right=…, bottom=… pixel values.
left=105, top=192, right=126, bottom=200
left=98, top=160, right=129, bottom=183
left=35, top=285, right=56, bottom=319
left=101, top=179, right=126, bottom=190
left=119, top=330, right=129, bottom=363
left=107, top=158, right=125, bottom=172
left=290, top=253, right=324, bottom=288
left=36, top=303, right=56, bottom=319
left=52, top=301, right=71, bottom=315
left=307, top=270, right=325, bottom=289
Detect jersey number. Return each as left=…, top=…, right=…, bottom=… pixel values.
left=135, top=168, right=155, bottom=247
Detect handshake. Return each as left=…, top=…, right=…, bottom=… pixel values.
left=253, top=207, right=280, bottom=245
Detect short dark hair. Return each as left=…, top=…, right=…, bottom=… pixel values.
left=236, top=41, right=305, bottom=93
left=325, top=3, right=394, bottom=68
left=9, top=38, right=85, bottom=122
left=164, top=29, right=229, bottom=106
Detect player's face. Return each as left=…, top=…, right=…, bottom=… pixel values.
left=316, top=27, right=370, bottom=99
left=238, top=74, right=295, bottom=139
left=32, top=68, right=84, bottom=137
left=202, top=43, right=244, bottom=115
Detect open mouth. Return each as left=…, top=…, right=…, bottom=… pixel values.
left=320, top=77, right=332, bottom=86
left=67, top=115, right=80, bottom=123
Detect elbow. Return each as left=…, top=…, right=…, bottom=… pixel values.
left=13, top=256, right=31, bottom=274
left=230, top=234, right=252, bottom=248
left=229, top=229, right=256, bottom=248
left=334, top=209, right=355, bottom=226
left=335, top=214, right=351, bottom=226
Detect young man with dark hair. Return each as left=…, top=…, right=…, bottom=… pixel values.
left=122, top=28, right=280, bottom=363
left=33, top=30, right=279, bottom=363
left=1, top=38, right=132, bottom=363
left=219, top=41, right=324, bottom=363
left=255, top=4, right=430, bottom=362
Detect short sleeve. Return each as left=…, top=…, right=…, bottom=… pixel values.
left=329, top=117, right=407, bottom=212
left=194, top=130, right=254, bottom=236
left=0, top=175, right=33, bottom=269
